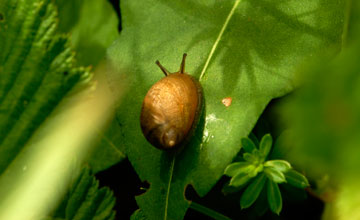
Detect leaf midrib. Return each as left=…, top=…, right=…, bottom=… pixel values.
left=199, top=0, right=242, bottom=81
left=164, top=156, right=175, bottom=220
left=163, top=1, right=243, bottom=219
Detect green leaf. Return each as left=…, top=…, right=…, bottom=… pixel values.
left=241, top=137, right=257, bottom=153
left=280, top=2, right=360, bottom=186
left=243, top=152, right=258, bottom=163
left=224, top=161, right=252, bottom=177
left=106, top=0, right=346, bottom=219
left=253, top=164, right=264, bottom=176
left=51, top=166, right=116, bottom=220
left=222, top=182, right=245, bottom=195
left=55, top=0, right=119, bottom=66
left=131, top=209, right=147, bottom=220
left=259, top=134, right=272, bottom=160
left=240, top=173, right=267, bottom=209
left=269, top=130, right=294, bottom=160
left=247, top=164, right=263, bottom=178
left=264, top=160, right=292, bottom=173
left=248, top=133, right=260, bottom=147
left=0, top=0, right=87, bottom=174
left=285, top=169, right=309, bottom=188
left=190, top=202, right=232, bottom=220
left=264, top=167, right=286, bottom=183
left=86, top=117, right=126, bottom=173
left=267, top=180, right=282, bottom=215
left=230, top=173, right=252, bottom=187
left=250, top=185, right=269, bottom=218
left=252, top=149, right=264, bottom=161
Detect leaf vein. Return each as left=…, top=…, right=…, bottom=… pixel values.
left=164, top=156, right=175, bottom=220
left=199, top=0, right=241, bottom=80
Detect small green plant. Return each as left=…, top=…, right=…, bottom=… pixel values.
left=224, top=134, right=309, bottom=215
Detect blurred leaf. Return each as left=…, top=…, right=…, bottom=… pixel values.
left=224, top=161, right=252, bottom=177
left=249, top=187, right=269, bottom=218
left=107, top=0, right=346, bottom=219
left=264, top=167, right=286, bottom=184
left=269, top=130, right=295, bottom=160
left=252, top=150, right=263, bottom=162
left=61, top=0, right=124, bottom=173
left=222, top=182, right=246, bottom=195
left=131, top=209, right=147, bottom=220
left=189, top=202, right=232, bottom=220
left=85, top=105, right=126, bottom=173
left=264, top=160, right=291, bottom=173
left=85, top=62, right=127, bottom=173
left=344, top=0, right=360, bottom=46
left=240, top=173, right=267, bottom=209
left=0, top=0, right=87, bottom=175
left=281, top=2, right=360, bottom=179
left=243, top=153, right=258, bottom=164
left=230, top=173, right=252, bottom=187
left=51, top=166, right=116, bottom=220
left=247, top=164, right=263, bottom=178
left=324, top=179, right=360, bottom=220
left=55, top=0, right=119, bottom=66
left=87, top=121, right=126, bottom=173
left=279, top=4, right=360, bottom=218
left=259, top=134, right=272, bottom=160
left=284, top=169, right=309, bottom=188
left=253, top=164, right=264, bottom=176
left=54, top=0, right=83, bottom=32
left=280, top=183, right=307, bottom=202
left=241, top=138, right=256, bottom=153
left=267, top=180, right=282, bottom=215
left=248, top=133, right=260, bottom=147
left=55, top=0, right=123, bottom=171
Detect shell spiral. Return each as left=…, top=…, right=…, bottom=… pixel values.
left=140, top=54, right=202, bottom=150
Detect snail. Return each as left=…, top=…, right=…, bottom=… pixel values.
left=140, top=53, right=203, bottom=150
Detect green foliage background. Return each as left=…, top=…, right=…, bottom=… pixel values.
left=0, top=0, right=120, bottom=219
left=2, top=0, right=360, bottom=219
left=107, top=0, right=346, bottom=219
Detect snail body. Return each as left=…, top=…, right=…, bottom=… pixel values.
left=140, top=54, right=202, bottom=150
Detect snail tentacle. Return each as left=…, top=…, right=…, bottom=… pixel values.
left=156, top=60, right=170, bottom=76
left=180, top=53, right=187, bottom=74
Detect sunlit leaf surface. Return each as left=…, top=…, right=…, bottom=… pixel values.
left=107, top=0, right=346, bottom=219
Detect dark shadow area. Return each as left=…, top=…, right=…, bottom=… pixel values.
left=251, top=95, right=293, bottom=140
left=108, top=0, right=122, bottom=32
left=184, top=174, right=324, bottom=220
left=96, top=159, right=143, bottom=220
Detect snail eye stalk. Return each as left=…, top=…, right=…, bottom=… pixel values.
left=179, top=53, right=187, bottom=74
left=156, top=60, right=170, bottom=76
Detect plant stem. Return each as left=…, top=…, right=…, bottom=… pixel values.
left=190, top=201, right=232, bottom=220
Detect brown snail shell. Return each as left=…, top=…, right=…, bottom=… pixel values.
left=140, top=53, right=202, bottom=150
